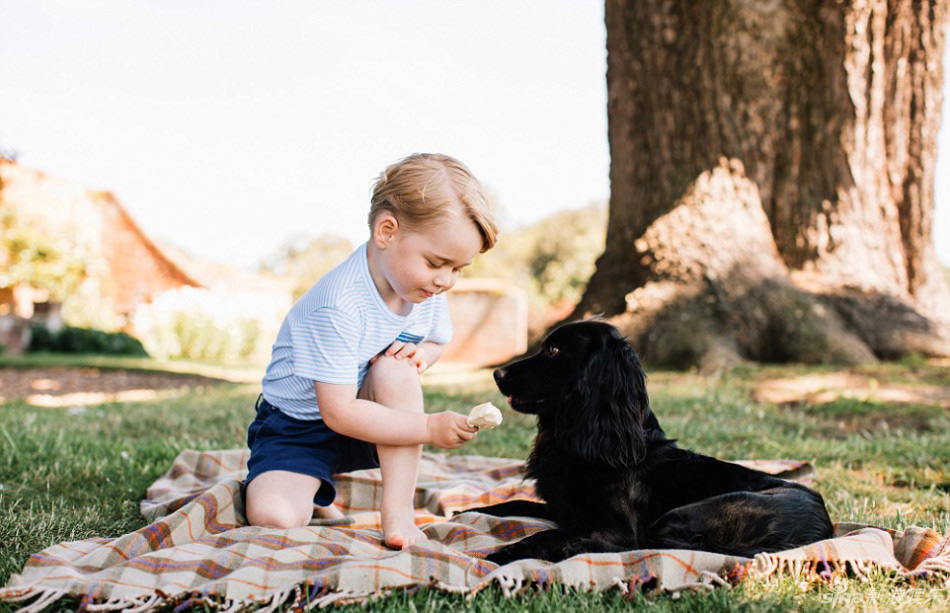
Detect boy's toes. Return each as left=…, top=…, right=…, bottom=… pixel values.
left=384, top=533, right=406, bottom=549
left=383, top=525, right=427, bottom=550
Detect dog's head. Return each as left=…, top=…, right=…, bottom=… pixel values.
left=493, top=320, right=654, bottom=467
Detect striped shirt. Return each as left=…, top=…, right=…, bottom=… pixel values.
left=261, top=242, right=453, bottom=420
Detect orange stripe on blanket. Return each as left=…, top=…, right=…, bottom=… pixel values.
left=574, top=551, right=702, bottom=575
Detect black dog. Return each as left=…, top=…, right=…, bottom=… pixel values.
left=469, top=320, right=833, bottom=564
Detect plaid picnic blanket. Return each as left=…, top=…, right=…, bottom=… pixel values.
left=2, top=449, right=948, bottom=611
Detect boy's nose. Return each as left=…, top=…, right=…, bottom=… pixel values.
left=434, top=271, right=455, bottom=290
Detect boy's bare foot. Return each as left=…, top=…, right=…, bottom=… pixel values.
left=313, top=504, right=344, bottom=520
left=382, top=508, right=427, bottom=549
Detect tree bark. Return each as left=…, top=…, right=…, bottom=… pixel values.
left=574, top=0, right=949, bottom=367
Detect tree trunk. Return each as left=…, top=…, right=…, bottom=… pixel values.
left=573, top=0, right=950, bottom=367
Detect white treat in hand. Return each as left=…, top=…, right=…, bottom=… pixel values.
left=467, top=402, right=503, bottom=429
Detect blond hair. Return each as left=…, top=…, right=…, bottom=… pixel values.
left=369, top=153, right=498, bottom=252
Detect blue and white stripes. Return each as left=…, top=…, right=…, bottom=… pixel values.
left=261, top=242, right=452, bottom=420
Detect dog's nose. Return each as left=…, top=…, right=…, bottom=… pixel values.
left=493, top=368, right=506, bottom=384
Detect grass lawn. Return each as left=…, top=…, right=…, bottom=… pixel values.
left=1, top=357, right=949, bottom=611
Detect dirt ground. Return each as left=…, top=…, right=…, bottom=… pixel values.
left=3, top=364, right=948, bottom=411
left=0, top=367, right=228, bottom=407
left=752, top=371, right=950, bottom=408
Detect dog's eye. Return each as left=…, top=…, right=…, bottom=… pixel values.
left=546, top=345, right=560, bottom=357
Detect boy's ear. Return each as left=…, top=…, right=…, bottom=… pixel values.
left=373, top=213, right=399, bottom=247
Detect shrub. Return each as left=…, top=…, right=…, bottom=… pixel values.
left=27, top=323, right=56, bottom=352
left=131, top=287, right=287, bottom=363
left=27, top=324, right=148, bottom=356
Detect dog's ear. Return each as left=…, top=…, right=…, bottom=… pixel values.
left=555, top=336, right=650, bottom=467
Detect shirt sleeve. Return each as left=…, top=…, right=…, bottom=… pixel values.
left=290, top=307, right=360, bottom=384
left=427, top=293, right=454, bottom=346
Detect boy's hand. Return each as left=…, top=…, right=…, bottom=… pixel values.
left=426, top=412, right=478, bottom=449
left=371, top=341, right=428, bottom=374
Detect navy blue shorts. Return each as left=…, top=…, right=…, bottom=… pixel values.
left=244, top=395, right=379, bottom=506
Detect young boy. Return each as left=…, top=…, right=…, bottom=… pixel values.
left=244, top=153, right=498, bottom=549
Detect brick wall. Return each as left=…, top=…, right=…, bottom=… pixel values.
left=93, top=191, right=199, bottom=316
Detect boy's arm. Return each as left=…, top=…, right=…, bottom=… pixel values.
left=416, top=341, right=444, bottom=371
left=314, top=381, right=470, bottom=448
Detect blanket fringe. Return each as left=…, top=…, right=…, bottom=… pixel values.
left=747, top=549, right=950, bottom=587
left=489, top=572, right=528, bottom=598
left=86, top=595, right=152, bottom=611
left=217, top=599, right=245, bottom=613
left=5, top=588, right=67, bottom=613
left=747, top=555, right=878, bottom=585
left=3, top=589, right=185, bottom=613
left=0, top=586, right=424, bottom=613
left=255, top=587, right=293, bottom=613
left=661, top=570, right=729, bottom=597
left=697, top=570, right=731, bottom=589
left=429, top=580, right=471, bottom=595
left=307, top=589, right=373, bottom=609
left=4, top=545, right=948, bottom=610
left=611, top=577, right=629, bottom=596
left=122, top=594, right=162, bottom=613
left=908, top=551, right=950, bottom=584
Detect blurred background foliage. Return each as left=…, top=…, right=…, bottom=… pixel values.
left=130, top=287, right=286, bottom=363
left=1, top=195, right=608, bottom=361
left=0, top=206, right=86, bottom=302
left=259, top=232, right=355, bottom=301
left=257, top=201, right=607, bottom=341
left=466, top=202, right=607, bottom=316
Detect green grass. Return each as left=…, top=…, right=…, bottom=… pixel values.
left=1, top=360, right=949, bottom=611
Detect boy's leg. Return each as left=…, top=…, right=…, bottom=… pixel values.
left=359, top=355, right=427, bottom=549
left=245, top=470, right=324, bottom=528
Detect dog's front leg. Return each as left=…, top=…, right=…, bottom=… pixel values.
left=487, top=529, right=631, bottom=565
left=486, top=528, right=571, bottom=565
left=461, top=500, right=552, bottom=520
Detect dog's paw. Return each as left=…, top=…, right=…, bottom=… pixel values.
left=485, top=544, right=526, bottom=566
left=452, top=507, right=485, bottom=517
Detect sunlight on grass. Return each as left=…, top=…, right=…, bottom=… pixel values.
left=0, top=352, right=264, bottom=383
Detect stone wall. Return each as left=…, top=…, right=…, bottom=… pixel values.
left=442, top=279, right=528, bottom=366
left=0, top=315, right=30, bottom=354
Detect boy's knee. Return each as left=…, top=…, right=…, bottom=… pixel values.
left=362, top=356, right=422, bottom=406
left=245, top=475, right=316, bottom=528
left=246, top=496, right=309, bottom=529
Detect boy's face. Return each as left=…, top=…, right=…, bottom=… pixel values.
left=375, top=204, right=483, bottom=305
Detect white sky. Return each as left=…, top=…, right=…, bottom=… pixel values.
left=2, top=0, right=948, bottom=269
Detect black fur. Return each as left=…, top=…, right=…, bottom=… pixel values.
left=468, top=320, right=834, bottom=564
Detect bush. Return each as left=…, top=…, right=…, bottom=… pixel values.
left=27, top=324, right=148, bottom=356
left=27, top=323, right=56, bottom=352
left=465, top=202, right=607, bottom=314
left=131, top=286, right=287, bottom=363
